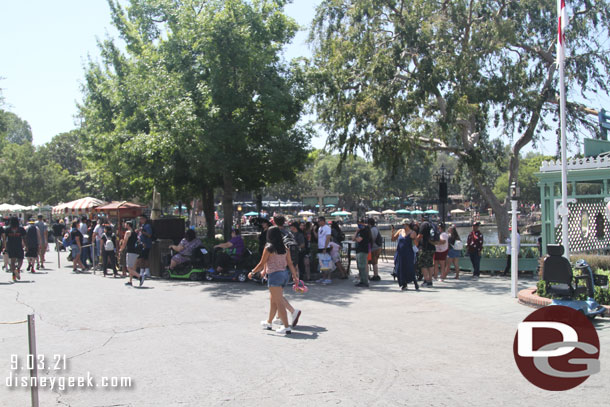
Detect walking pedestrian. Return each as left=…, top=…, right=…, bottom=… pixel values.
left=135, top=215, right=153, bottom=286
left=122, top=221, right=140, bottom=284
left=466, top=221, right=484, bottom=280
left=34, top=215, right=47, bottom=268
left=249, top=226, right=300, bottom=335
left=3, top=217, right=26, bottom=281
left=391, top=221, right=419, bottom=290
left=24, top=219, right=40, bottom=273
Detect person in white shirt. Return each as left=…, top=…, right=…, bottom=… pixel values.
left=503, top=228, right=521, bottom=276
left=317, top=216, right=331, bottom=252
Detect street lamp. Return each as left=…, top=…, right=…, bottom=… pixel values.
left=237, top=204, right=242, bottom=230
left=433, top=164, right=451, bottom=225
left=510, top=182, right=520, bottom=298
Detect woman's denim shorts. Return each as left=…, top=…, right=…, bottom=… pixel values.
left=70, top=244, right=80, bottom=257
left=267, top=269, right=289, bottom=288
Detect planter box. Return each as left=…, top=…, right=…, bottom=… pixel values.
left=457, top=257, right=538, bottom=272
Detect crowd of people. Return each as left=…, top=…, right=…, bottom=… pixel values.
left=0, top=213, right=154, bottom=286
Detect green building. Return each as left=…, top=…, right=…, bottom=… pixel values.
left=536, top=139, right=610, bottom=255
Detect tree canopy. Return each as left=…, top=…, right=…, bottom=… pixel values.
left=78, top=0, right=312, bottom=237
left=309, top=0, right=610, bottom=241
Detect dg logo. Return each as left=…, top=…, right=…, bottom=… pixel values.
left=513, top=306, right=601, bottom=391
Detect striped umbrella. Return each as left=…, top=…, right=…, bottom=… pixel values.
left=52, top=197, right=106, bottom=215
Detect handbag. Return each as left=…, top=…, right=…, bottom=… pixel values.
left=453, top=240, right=463, bottom=251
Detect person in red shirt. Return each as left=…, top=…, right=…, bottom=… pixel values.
left=466, top=222, right=484, bottom=280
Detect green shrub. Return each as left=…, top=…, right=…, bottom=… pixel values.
left=480, top=245, right=539, bottom=259
left=536, top=279, right=610, bottom=305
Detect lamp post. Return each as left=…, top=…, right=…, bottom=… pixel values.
left=433, top=164, right=451, bottom=225
left=237, top=204, right=242, bottom=230
left=510, top=182, right=520, bottom=298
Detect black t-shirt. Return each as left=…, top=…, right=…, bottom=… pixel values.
left=355, top=226, right=371, bottom=253
left=70, top=228, right=83, bottom=246
left=5, top=226, right=26, bottom=252
left=126, top=231, right=138, bottom=253
left=419, top=222, right=436, bottom=251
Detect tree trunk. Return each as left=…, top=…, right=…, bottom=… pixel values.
left=222, top=173, right=234, bottom=240
left=255, top=191, right=263, bottom=214
left=201, top=185, right=216, bottom=240
left=470, top=171, right=510, bottom=243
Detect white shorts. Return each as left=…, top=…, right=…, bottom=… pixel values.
left=126, top=253, right=138, bottom=268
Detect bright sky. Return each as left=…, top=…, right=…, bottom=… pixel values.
left=0, top=0, right=606, bottom=156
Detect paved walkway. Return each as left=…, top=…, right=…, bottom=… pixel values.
left=1, top=247, right=608, bottom=406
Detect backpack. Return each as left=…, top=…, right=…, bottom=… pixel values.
left=281, top=229, right=299, bottom=266
left=103, top=234, right=115, bottom=251
left=374, top=227, right=383, bottom=247
left=427, top=222, right=441, bottom=243
left=26, top=225, right=38, bottom=246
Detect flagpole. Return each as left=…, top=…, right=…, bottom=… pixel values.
left=558, top=0, right=570, bottom=258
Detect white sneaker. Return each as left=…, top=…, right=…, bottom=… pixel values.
left=261, top=320, right=272, bottom=330
left=322, top=279, right=332, bottom=284
left=275, top=326, right=292, bottom=335
left=272, top=318, right=282, bottom=325
left=291, top=309, right=301, bottom=327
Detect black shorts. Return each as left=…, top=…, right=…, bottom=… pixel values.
left=26, top=246, right=39, bottom=258
left=8, top=248, right=24, bottom=260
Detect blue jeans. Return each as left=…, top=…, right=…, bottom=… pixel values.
left=469, top=252, right=481, bottom=277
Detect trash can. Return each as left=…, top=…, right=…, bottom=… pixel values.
left=150, top=239, right=173, bottom=277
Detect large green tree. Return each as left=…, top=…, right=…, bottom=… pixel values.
left=310, top=0, right=610, bottom=241
left=79, top=0, right=311, bottom=238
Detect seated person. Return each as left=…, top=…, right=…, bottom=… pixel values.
left=213, top=228, right=245, bottom=272
left=169, top=229, right=202, bottom=270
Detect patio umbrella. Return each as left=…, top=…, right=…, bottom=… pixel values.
left=382, top=209, right=396, bottom=214
left=298, top=210, right=316, bottom=216
left=424, top=209, right=439, bottom=214
left=52, top=197, right=106, bottom=216
left=450, top=209, right=466, bottom=214
left=244, top=211, right=260, bottom=216
left=411, top=209, right=424, bottom=215
left=331, top=211, right=351, bottom=216
left=395, top=209, right=410, bottom=215
left=365, top=210, right=382, bottom=215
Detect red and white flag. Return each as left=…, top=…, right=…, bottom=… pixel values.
left=557, top=0, right=567, bottom=66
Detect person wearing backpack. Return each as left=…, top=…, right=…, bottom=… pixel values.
left=101, top=225, right=118, bottom=277
left=368, top=218, right=383, bottom=281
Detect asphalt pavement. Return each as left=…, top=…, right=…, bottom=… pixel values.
left=1, top=245, right=608, bottom=406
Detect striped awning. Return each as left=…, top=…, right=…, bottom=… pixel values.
left=52, top=197, right=106, bottom=215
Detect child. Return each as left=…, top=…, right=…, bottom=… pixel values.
left=329, top=241, right=348, bottom=279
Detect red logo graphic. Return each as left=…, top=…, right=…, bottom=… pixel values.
left=513, top=306, right=600, bottom=391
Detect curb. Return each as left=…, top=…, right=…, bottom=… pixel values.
left=518, top=287, right=610, bottom=315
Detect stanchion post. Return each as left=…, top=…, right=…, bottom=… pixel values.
left=56, top=237, right=61, bottom=268
left=27, top=314, right=40, bottom=407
